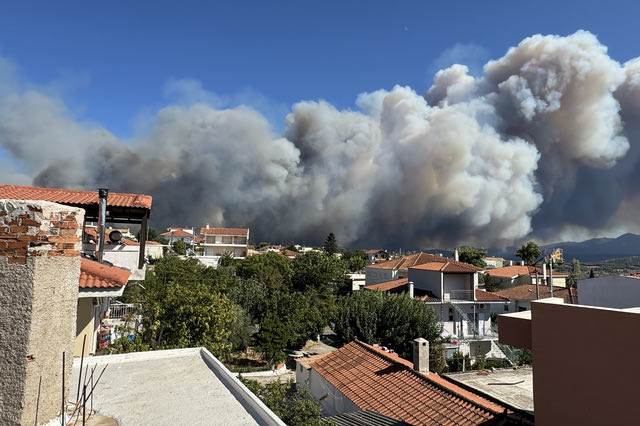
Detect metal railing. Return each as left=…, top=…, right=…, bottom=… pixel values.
left=109, top=303, right=136, bottom=320
left=448, top=289, right=475, bottom=301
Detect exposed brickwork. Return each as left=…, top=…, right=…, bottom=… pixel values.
left=0, top=200, right=83, bottom=264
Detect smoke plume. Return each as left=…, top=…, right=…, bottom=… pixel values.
left=2, top=30, right=640, bottom=248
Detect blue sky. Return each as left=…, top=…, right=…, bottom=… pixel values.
left=2, top=0, right=639, bottom=139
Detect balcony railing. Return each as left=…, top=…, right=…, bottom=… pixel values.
left=445, top=289, right=475, bottom=301
left=109, top=303, right=136, bottom=320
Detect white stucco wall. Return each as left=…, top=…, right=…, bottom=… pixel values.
left=578, top=276, right=640, bottom=309
left=301, top=368, right=359, bottom=417
left=409, top=269, right=442, bottom=297
left=364, top=267, right=397, bottom=286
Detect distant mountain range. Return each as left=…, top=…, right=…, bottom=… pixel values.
left=538, top=233, right=640, bottom=263
left=487, top=233, right=640, bottom=263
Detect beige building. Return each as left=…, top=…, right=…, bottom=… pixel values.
left=500, top=298, right=640, bottom=425
left=485, top=265, right=567, bottom=289
left=198, top=226, right=249, bottom=267
left=74, top=258, right=130, bottom=357
left=0, top=199, right=83, bottom=425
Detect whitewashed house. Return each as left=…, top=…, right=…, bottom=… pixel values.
left=197, top=226, right=249, bottom=267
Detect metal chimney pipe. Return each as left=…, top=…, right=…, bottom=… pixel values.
left=97, top=188, right=109, bottom=262
left=454, top=249, right=459, bottom=262
left=409, top=281, right=414, bottom=299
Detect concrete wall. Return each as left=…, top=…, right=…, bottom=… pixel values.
left=0, top=199, right=83, bottom=425
left=578, top=275, right=640, bottom=309
left=364, top=267, right=397, bottom=286
left=303, top=368, right=359, bottom=417
left=501, top=299, right=640, bottom=425
left=409, top=269, right=442, bottom=297
left=74, top=298, right=96, bottom=357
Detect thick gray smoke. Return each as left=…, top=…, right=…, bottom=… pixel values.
left=2, top=30, right=640, bottom=248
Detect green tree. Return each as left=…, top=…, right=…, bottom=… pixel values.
left=333, top=291, right=443, bottom=361
left=257, top=312, right=290, bottom=364
left=340, top=249, right=368, bottom=272
left=378, top=293, right=443, bottom=360
left=218, top=250, right=235, bottom=268
left=515, top=241, right=541, bottom=265
left=324, top=232, right=338, bottom=256
left=457, top=247, right=487, bottom=268
left=172, top=240, right=187, bottom=255
left=240, top=378, right=325, bottom=426
left=118, top=256, right=237, bottom=357
left=258, top=241, right=270, bottom=249
left=290, top=251, right=348, bottom=295
left=227, top=305, right=254, bottom=352
left=334, top=290, right=385, bottom=344
left=566, top=258, right=583, bottom=288
left=235, top=251, right=292, bottom=288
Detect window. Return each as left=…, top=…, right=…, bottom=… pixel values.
left=504, top=304, right=509, bottom=312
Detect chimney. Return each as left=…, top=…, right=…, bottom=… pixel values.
left=509, top=260, right=513, bottom=266
left=97, top=188, right=109, bottom=262
left=521, top=260, right=525, bottom=266
left=409, top=281, right=414, bottom=298
left=542, top=263, right=547, bottom=285
left=454, top=249, right=459, bottom=262
left=412, top=338, right=429, bottom=374
left=206, top=224, right=210, bottom=229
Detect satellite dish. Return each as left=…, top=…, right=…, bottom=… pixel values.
left=109, top=230, right=123, bottom=243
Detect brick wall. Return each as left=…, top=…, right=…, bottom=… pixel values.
left=0, top=202, right=82, bottom=263
left=0, top=199, right=84, bottom=425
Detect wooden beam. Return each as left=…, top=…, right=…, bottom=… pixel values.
left=138, top=211, right=149, bottom=270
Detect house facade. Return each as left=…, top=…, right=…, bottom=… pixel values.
left=364, top=252, right=452, bottom=286
left=198, top=226, right=249, bottom=267
left=296, top=340, right=528, bottom=424
left=578, top=275, right=640, bottom=309
left=493, top=284, right=577, bottom=313
left=365, top=249, right=390, bottom=264
left=485, top=265, right=568, bottom=289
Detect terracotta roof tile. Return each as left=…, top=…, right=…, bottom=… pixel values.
left=367, top=253, right=481, bottom=273
left=475, top=289, right=509, bottom=302
left=411, top=261, right=480, bottom=273
left=0, top=184, right=152, bottom=210
left=200, top=227, right=248, bottom=236
left=364, top=279, right=441, bottom=302
left=79, top=258, right=130, bottom=289
left=486, top=265, right=567, bottom=278
left=161, top=229, right=194, bottom=238
left=493, top=284, right=578, bottom=303
left=364, top=278, right=409, bottom=292
left=309, top=341, right=507, bottom=425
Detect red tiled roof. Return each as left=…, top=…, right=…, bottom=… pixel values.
left=161, top=229, right=193, bottom=238
left=200, top=227, right=248, bottom=236
left=367, top=253, right=481, bottom=273
left=475, top=289, right=509, bottom=302
left=363, top=278, right=441, bottom=302
left=79, top=258, right=130, bottom=289
left=486, top=265, right=567, bottom=278
left=309, top=341, right=506, bottom=425
left=365, top=249, right=386, bottom=254
left=364, top=278, right=408, bottom=292
left=120, top=239, right=139, bottom=246
left=411, top=261, right=480, bottom=273
left=0, top=184, right=152, bottom=210
left=493, top=284, right=578, bottom=303
left=146, top=241, right=162, bottom=245
left=297, top=353, right=329, bottom=369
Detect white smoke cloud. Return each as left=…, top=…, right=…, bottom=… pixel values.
left=2, top=31, right=640, bottom=248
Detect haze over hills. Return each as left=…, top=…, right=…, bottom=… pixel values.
left=485, top=233, right=640, bottom=263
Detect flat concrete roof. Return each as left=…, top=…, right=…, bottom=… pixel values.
left=71, top=348, right=284, bottom=426
left=444, top=367, right=534, bottom=413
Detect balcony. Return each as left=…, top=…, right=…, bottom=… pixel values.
left=444, top=289, right=475, bottom=302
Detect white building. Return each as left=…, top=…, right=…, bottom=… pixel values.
left=197, top=226, right=249, bottom=267
left=578, top=275, right=640, bottom=308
